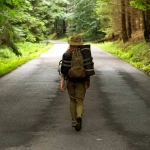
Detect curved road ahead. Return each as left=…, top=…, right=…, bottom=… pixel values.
left=0, top=41, right=150, bottom=150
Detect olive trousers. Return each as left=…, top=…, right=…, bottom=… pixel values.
left=67, top=79, right=86, bottom=122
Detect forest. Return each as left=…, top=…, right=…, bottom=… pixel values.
left=0, top=0, right=150, bottom=75
left=1, top=0, right=150, bottom=53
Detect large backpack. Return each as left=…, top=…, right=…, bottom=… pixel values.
left=58, top=45, right=95, bottom=77
left=68, top=48, right=86, bottom=78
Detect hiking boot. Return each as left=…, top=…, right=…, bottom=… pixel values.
left=72, top=121, right=77, bottom=127
left=75, top=117, right=82, bottom=131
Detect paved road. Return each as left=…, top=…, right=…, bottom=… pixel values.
left=0, top=41, right=150, bottom=150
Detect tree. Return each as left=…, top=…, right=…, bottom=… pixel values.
left=66, top=0, right=105, bottom=41
left=130, top=0, right=150, bottom=41
left=121, top=0, right=128, bottom=42
left=0, top=0, right=27, bottom=56
left=0, top=0, right=69, bottom=55
left=46, top=0, right=69, bottom=38
left=95, top=0, right=112, bottom=35
left=126, top=0, right=132, bottom=38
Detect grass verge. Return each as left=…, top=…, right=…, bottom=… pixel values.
left=0, top=42, right=52, bottom=77
left=94, top=41, right=150, bottom=76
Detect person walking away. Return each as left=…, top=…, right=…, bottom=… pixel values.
left=60, top=34, right=91, bottom=131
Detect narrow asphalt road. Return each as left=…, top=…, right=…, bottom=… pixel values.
left=0, top=41, right=150, bottom=150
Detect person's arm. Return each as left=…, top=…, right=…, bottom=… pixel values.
left=86, top=76, right=90, bottom=89
left=60, top=74, right=65, bottom=92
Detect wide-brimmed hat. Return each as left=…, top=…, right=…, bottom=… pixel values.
left=68, top=34, right=84, bottom=45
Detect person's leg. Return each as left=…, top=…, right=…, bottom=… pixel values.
left=75, top=82, right=86, bottom=118
left=74, top=81, right=86, bottom=131
left=70, top=98, right=77, bottom=126
left=67, top=80, right=86, bottom=130
left=67, top=80, right=77, bottom=126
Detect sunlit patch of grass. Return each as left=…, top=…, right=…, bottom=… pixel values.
left=0, top=42, right=52, bottom=77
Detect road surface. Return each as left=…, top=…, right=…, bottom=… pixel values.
left=0, top=41, right=150, bottom=150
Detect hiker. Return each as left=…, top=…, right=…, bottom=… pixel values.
left=60, top=34, right=91, bottom=131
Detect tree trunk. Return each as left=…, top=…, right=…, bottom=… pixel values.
left=131, top=8, right=135, bottom=31
left=145, top=0, right=150, bottom=41
left=126, top=0, right=132, bottom=38
left=54, top=18, right=58, bottom=37
left=143, top=11, right=150, bottom=41
left=63, top=20, right=66, bottom=34
left=121, top=0, right=128, bottom=42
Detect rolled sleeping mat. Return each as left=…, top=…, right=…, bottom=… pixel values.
left=61, top=52, right=72, bottom=75
left=84, top=57, right=95, bottom=76
left=80, top=45, right=95, bottom=76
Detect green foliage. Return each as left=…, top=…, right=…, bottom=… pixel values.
left=95, top=0, right=112, bottom=34
left=130, top=0, right=150, bottom=10
left=96, top=41, right=150, bottom=75
left=0, top=46, right=16, bottom=59
left=66, top=0, right=105, bottom=41
left=0, top=0, right=108, bottom=48
left=0, top=42, right=52, bottom=76
left=0, top=0, right=69, bottom=51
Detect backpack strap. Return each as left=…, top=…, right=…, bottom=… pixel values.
left=58, top=60, right=62, bottom=75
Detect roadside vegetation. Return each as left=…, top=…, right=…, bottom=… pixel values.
left=95, top=40, right=150, bottom=75
left=0, top=43, right=52, bottom=77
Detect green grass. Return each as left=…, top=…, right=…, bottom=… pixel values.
left=94, top=41, right=150, bottom=75
left=0, top=42, right=52, bottom=77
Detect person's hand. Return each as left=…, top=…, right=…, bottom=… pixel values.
left=86, top=76, right=90, bottom=89
left=86, top=80, right=90, bottom=89
left=60, top=82, right=65, bottom=92
left=60, top=75, right=65, bottom=92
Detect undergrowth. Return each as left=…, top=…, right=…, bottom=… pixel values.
left=0, top=42, right=52, bottom=77
left=95, top=41, right=150, bottom=75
